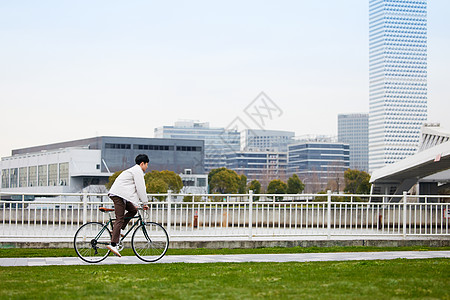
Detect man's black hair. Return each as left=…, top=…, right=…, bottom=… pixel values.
left=135, top=154, right=149, bottom=165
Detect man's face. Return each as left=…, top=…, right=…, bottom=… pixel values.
left=140, top=162, right=149, bottom=172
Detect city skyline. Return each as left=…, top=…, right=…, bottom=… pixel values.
left=1, top=1, right=449, bottom=161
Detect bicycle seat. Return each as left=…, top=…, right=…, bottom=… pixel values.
left=99, top=207, right=115, bottom=213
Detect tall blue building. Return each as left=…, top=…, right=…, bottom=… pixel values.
left=338, top=113, right=369, bottom=172
left=369, top=0, right=428, bottom=172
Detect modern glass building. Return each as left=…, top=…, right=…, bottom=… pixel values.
left=369, top=0, right=428, bottom=172
left=243, top=129, right=295, bottom=152
left=225, top=151, right=288, bottom=187
left=154, top=120, right=240, bottom=173
left=288, top=139, right=350, bottom=193
left=338, top=113, right=369, bottom=172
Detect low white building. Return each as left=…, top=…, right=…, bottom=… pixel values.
left=179, top=169, right=208, bottom=194
left=0, top=147, right=111, bottom=194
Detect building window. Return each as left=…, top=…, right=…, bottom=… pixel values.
left=105, top=143, right=131, bottom=149
left=10, top=168, right=18, bottom=188
left=38, top=165, right=48, bottom=186
left=48, top=164, right=58, bottom=186
left=1, top=169, right=9, bottom=188
left=183, top=179, right=195, bottom=187
left=19, top=167, right=27, bottom=187
left=133, top=144, right=174, bottom=151
left=28, top=166, right=37, bottom=187
left=197, top=178, right=206, bottom=187
left=83, top=177, right=99, bottom=187
left=176, top=146, right=202, bottom=152
left=59, top=163, right=69, bottom=186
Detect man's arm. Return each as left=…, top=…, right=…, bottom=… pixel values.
left=133, top=168, right=149, bottom=206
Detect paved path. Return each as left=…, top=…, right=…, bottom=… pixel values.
left=1, top=251, right=449, bottom=267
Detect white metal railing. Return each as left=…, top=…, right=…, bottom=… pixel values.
left=0, top=191, right=449, bottom=240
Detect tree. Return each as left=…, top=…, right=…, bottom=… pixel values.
left=343, top=169, right=371, bottom=194
left=208, top=167, right=228, bottom=184
left=267, top=179, right=287, bottom=194
left=208, top=168, right=240, bottom=194
left=105, top=170, right=123, bottom=190
left=147, top=178, right=168, bottom=194
left=238, top=174, right=247, bottom=194
left=287, top=174, right=305, bottom=194
left=248, top=180, right=261, bottom=194
left=144, top=170, right=183, bottom=193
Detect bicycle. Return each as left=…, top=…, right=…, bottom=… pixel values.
left=74, top=206, right=169, bottom=263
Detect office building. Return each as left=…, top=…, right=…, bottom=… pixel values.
left=226, top=150, right=288, bottom=187
left=288, top=137, right=350, bottom=193
left=369, top=0, right=428, bottom=172
left=243, top=129, right=295, bottom=152
left=154, top=120, right=240, bottom=173
left=338, top=113, right=369, bottom=172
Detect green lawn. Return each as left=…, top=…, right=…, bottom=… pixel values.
left=1, top=245, right=449, bottom=258
left=0, top=259, right=448, bottom=299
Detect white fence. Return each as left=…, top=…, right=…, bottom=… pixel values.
left=0, top=191, right=449, bottom=241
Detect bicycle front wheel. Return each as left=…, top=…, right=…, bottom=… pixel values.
left=131, top=222, right=169, bottom=262
left=74, top=222, right=111, bottom=263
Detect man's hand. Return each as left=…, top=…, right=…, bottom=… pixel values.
left=143, top=204, right=149, bottom=210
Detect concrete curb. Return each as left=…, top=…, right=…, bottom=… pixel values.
left=1, top=239, right=449, bottom=249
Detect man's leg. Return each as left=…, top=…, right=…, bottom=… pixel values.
left=122, top=201, right=137, bottom=230
left=110, top=196, right=126, bottom=245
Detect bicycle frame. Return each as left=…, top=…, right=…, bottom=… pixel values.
left=94, top=209, right=146, bottom=247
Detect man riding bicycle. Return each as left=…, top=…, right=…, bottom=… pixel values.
left=107, top=154, right=149, bottom=257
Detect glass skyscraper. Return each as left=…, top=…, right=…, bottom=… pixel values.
left=338, top=113, right=369, bottom=172
left=369, top=0, right=428, bottom=172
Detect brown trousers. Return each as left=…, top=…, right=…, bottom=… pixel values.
left=109, top=196, right=137, bottom=244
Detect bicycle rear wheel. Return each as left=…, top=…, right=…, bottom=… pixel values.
left=74, top=222, right=111, bottom=263
left=131, top=222, right=169, bottom=262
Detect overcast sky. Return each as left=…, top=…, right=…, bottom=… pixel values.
left=1, top=1, right=449, bottom=158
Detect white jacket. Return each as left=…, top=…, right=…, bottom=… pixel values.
left=109, top=164, right=148, bottom=206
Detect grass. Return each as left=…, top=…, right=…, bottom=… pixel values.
left=0, top=245, right=449, bottom=258
left=0, top=259, right=448, bottom=299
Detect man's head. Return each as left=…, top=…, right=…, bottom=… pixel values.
left=135, top=154, right=149, bottom=172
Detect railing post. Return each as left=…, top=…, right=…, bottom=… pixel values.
left=22, top=194, right=25, bottom=226
left=327, top=190, right=332, bottom=239
left=82, top=193, right=88, bottom=224
left=167, top=190, right=172, bottom=234
left=403, top=191, right=407, bottom=238
left=248, top=190, right=253, bottom=240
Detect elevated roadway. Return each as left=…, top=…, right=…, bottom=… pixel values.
left=370, top=140, right=450, bottom=200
